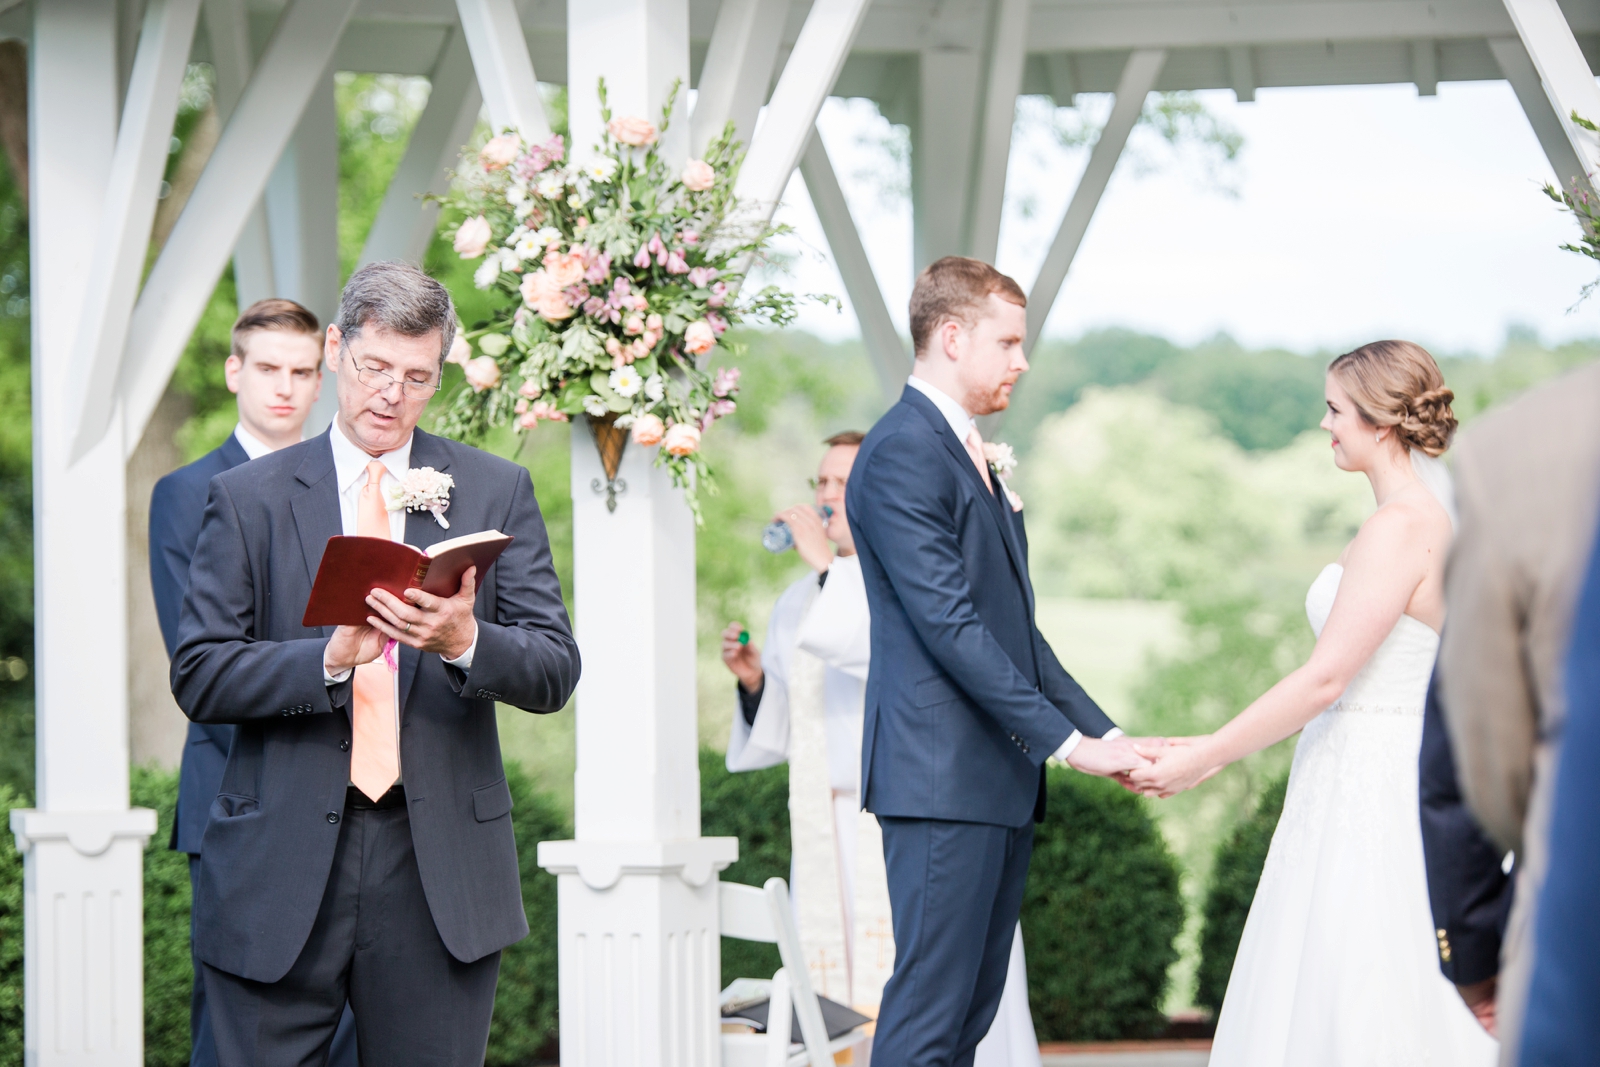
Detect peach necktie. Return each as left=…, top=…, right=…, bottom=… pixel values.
left=964, top=425, right=994, bottom=493
left=350, top=460, right=399, bottom=801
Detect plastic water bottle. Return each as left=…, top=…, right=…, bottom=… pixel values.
left=762, top=506, right=833, bottom=553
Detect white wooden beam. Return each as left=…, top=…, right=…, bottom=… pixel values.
left=116, top=0, right=361, bottom=459
left=360, top=28, right=483, bottom=268
left=689, top=0, right=787, bottom=157
left=19, top=3, right=160, bottom=1060
left=1412, top=38, right=1440, bottom=95
left=68, top=0, right=202, bottom=462
left=455, top=0, right=550, bottom=141
left=1489, top=35, right=1590, bottom=194
left=735, top=0, right=873, bottom=218
left=202, top=0, right=275, bottom=305
left=914, top=45, right=985, bottom=270
left=967, top=0, right=1031, bottom=264
left=1500, top=0, right=1600, bottom=183
left=1025, top=48, right=1166, bottom=349
left=799, top=129, right=907, bottom=402
left=1227, top=45, right=1256, bottom=102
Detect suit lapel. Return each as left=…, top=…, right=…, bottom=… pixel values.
left=217, top=432, right=249, bottom=470
left=289, top=431, right=341, bottom=624
left=902, top=389, right=1033, bottom=599
left=398, top=431, right=455, bottom=710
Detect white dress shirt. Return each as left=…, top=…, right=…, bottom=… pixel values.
left=323, top=419, right=476, bottom=685
left=905, top=374, right=1118, bottom=762
left=232, top=423, right=273, bottom=460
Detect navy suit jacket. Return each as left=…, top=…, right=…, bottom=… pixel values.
left=150, top=433, right=249, bottom=855
left=1520, top=525, right=1600, bottom=1064
left=1419, top=670, right=1513, bottom=987
left=846, top=386, right=1116, bottom=828
left=170, top=428, right=581, bottom=982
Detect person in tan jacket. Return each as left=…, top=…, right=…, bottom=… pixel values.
left=1438, top=357, right=1600, bottom=1065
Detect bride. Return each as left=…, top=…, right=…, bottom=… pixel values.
left=1128, top=340, right=1498, bottom=1065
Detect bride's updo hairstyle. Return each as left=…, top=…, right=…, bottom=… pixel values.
left=1327, top=340, right=1458, bottom=457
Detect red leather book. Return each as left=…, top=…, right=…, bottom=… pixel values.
left=301, top=529, right=513, bottom=627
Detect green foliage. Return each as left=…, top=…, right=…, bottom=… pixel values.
left=700, top=748, right=790, bottom=985
left=486, top=763, right=569, bottom=1066
left=0, top=785, right=25, bottom=1067
left=131, top=767, right=195, bottom=1067
left=336, top=73, right=431, bottom=280
left=1023, top=767, right=1185, bottom=1041
left=1196, top=773, right=1288, bottom=1013
left=0, top=136, right=31, bottom=799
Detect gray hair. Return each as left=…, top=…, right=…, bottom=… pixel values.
left=335, top=261, right=456, bottom=362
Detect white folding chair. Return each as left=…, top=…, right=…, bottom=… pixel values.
left=720, top=876, right=870, bottom=1067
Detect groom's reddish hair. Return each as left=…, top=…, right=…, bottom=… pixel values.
left=909, top=256, right=1026, bottom=357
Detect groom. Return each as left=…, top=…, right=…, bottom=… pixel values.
left=170, top=262, right=581, bottom=1066
left=846, top=256, right=1149, bottom=1066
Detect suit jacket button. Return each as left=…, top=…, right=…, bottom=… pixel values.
left=326, top=812, right=340, bottom=824
left=339, top=739, right=350, bottom=752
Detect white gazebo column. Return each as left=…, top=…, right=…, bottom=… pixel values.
left=10, top=3, right=158, bottom=1065
left=536, top=4, right=737, bottom=1066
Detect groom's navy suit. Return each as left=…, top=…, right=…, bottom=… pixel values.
left=847, top=384, right=1117, bottom=1067
left=170, top=427, right=579, bottom=1064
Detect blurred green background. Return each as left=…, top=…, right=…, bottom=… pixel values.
left=0, top=66, right=1594, bottom=1043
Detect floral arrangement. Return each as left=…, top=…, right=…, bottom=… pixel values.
left=1543, top=114, right=1600, bottom=303
left=433, top=81, right=807, bottom=519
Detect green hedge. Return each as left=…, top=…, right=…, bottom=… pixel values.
left=0, top=754, right=1190, bottom=1061
left=1196, top=772, right=1288, bottom=1013
left=1023, top=767, right=1185, bottom=1041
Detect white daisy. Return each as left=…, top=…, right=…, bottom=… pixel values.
left=609, top=365, right=644, bottom=398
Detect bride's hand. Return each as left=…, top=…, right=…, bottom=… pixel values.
left=1127, top=736, right=1221, bottom=798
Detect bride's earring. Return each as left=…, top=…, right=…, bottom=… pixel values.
left=1375, top=432, right=1381, bottom=443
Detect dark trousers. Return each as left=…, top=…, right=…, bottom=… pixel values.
left=872, top=817, right=1035, bottom=1067
left=187, top=859, right=360, bottom=1067
left=201, top=794, right=501, bottom=1067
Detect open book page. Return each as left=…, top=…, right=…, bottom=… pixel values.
left=426, top=529, right=507, bottom=556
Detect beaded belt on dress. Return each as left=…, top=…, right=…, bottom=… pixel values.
left=1329, top=700, right=1423, bottom=717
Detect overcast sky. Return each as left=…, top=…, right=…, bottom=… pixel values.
left=764, top=80, right=1600, bottom=356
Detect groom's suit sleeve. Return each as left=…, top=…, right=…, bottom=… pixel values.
left=172, top=477, right=344, bottom=723
left=1037, top=640, right=1118, bottom=739
left=441, top=466, right=580, bottom=713
left=856, top=434, right=1077, bottom=764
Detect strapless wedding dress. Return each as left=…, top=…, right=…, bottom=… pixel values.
left=1208, top=564, right=1499, bottom=1066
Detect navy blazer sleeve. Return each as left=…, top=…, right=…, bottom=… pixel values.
left=1419, top=672, right=1513, bottom=987
left=854, top=434, right=1076, bottom=762
left=148, top=472, right=195, bottom=659
left=171, top=476, right=347, bottom=724
left=1037, top=638, right=1118, bottom=739
left=447, top=465, right=580, bottom=714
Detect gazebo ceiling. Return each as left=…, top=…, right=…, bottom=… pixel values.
left=206, top=0, right=1600, bottom=111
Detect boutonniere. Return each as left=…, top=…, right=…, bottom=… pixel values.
left=982, top=441, right=1023, bottom=512
left=386, top=467, right=455, bottom=528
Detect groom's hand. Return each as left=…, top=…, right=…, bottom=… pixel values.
left=365, top=566, right=479, bottom=660
left=1065, top=735, right=1151, bottom=777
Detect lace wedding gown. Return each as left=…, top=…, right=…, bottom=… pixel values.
left=1209, top=563, right=1499, bottom=1066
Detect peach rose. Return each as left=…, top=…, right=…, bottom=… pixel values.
left=517, top=378, right=542, bottom=398
left=608, top=116, right=658, bottom=146
left=520, top=270, right=575, bottom=322
left=453, top=215, right=492, bottom=258
left=631, top=413, right=666, bottom=447
left=542, top=249, right=586, bottom=290
left=662, top=422, right=701, bottom=457
left=463, top=355, right=501, bottom=393
left=480, top=133, right=522, bottom=169
left=681, top=159, right=715, bottom=192
left=445, top=334, right=472, bottom=366
left=684, top=320, right=717, bottom=356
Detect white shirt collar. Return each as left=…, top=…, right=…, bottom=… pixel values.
left=232, top=423, right=274, bottom=461
left=906, top=375, right=975, bottom=440
left=329, top=417, right=413, bottom=496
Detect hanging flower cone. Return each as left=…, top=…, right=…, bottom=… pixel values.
left=590, top=413, right=628, bottom=482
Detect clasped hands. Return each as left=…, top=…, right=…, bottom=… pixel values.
left=1067, top=733, right=1225, bottom=798
left=324, top=566, right=479, bottom=676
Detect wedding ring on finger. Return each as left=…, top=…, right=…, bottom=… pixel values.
left=405, top=621, right=412, bottom=633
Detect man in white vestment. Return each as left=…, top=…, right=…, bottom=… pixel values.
left=723, top=433, right=1041, bottom=1066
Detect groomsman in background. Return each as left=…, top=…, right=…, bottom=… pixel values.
left=148, top=298, right=357, bottom=1067
left=1437, top=358, right=1600, bottom=1064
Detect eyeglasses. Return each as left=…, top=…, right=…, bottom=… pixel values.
left=808, top=476, right=848, bottom=492
left=354, top=362, right=440, bottom=400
